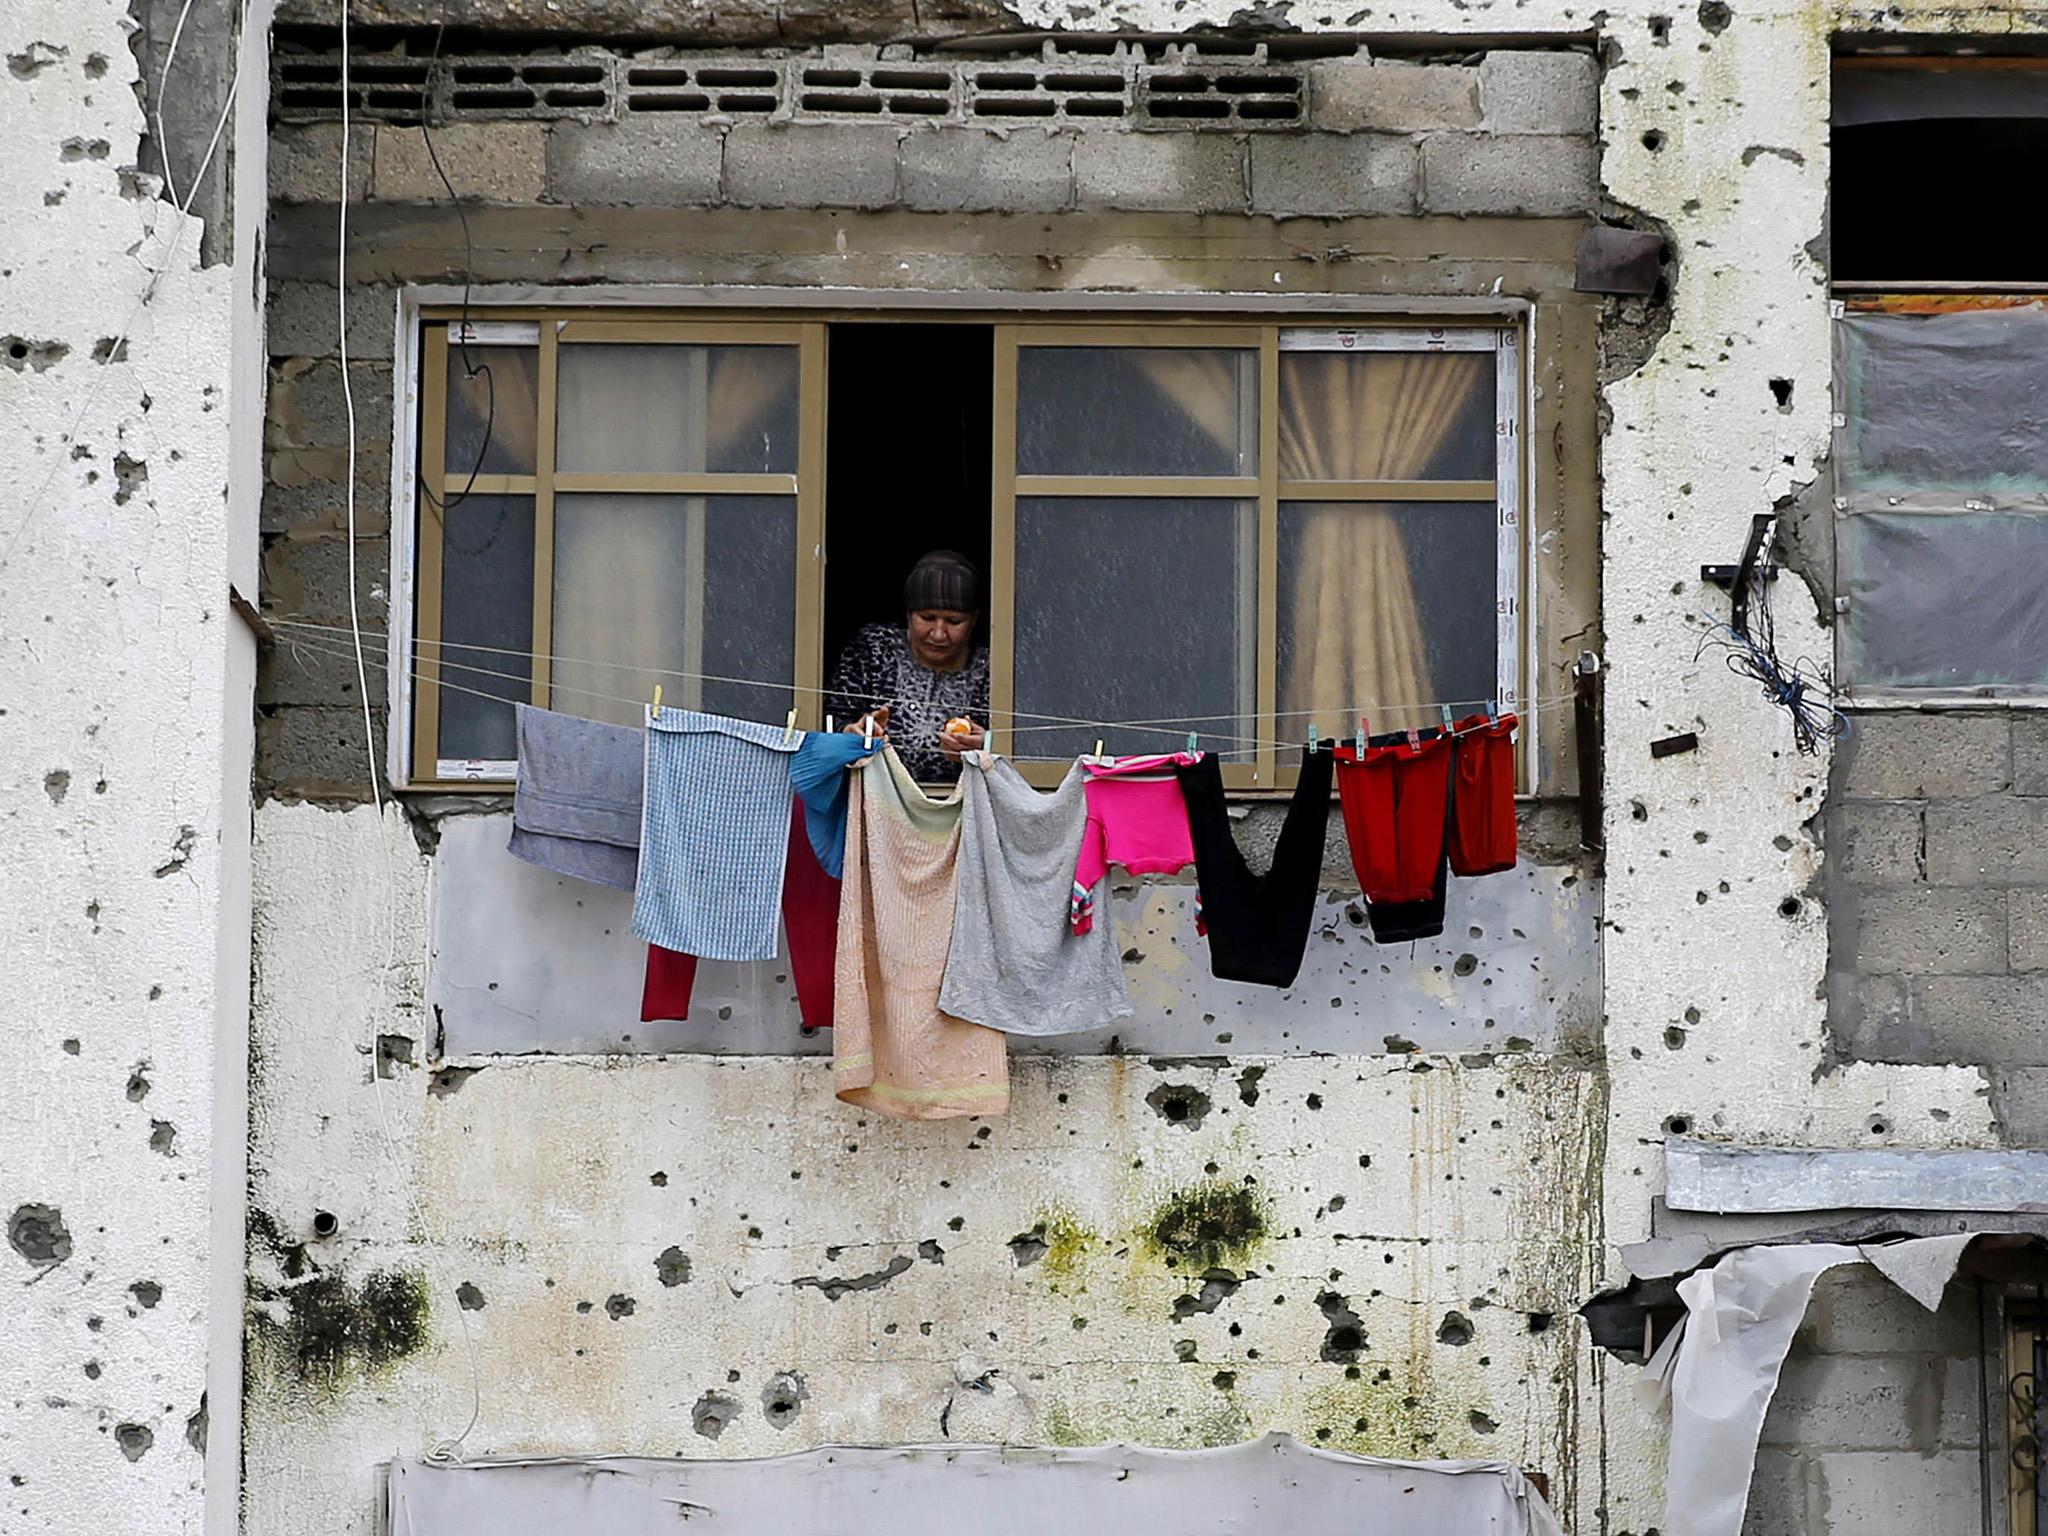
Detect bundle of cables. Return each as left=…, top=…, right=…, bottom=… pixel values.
left=1694, top=515, right=1849, bottom=757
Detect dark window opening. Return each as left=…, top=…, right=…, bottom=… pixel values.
left=822, top=324, right=995, bottom=683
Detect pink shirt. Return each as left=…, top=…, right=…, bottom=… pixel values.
left=1070, top=753, right=1200, bottom=934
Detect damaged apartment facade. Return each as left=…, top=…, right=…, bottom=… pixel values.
left=9, top=0, right=2048, bottom=1531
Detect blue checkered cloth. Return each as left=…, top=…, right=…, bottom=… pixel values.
left=631, top=709, right=801, bottom=962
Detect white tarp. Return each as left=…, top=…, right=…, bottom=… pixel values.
left=1637, top=1234, right=1980, bottom=1536
left=387, top=1432, right=1564, bottom=1536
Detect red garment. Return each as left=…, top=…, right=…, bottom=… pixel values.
left=1334, top=733, right=1453, bottom=904
left=1448, top=713, right=1519, bottom=877
left=641, top=799, right=840, bottom=1030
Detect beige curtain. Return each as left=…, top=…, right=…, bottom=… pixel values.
left=1277, top=352, right=1485, bottom=735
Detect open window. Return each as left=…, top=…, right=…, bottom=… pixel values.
left=1832, top=57, right=2048, bottom=697
left=401, top=309, right=1523, bottom=791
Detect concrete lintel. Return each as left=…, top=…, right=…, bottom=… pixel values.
left=1665, top=1138, right=2048, bottom=1216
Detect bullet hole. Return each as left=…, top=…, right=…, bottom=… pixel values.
left=85, top=900, right=101, bottom=931
left=128, top=1280, right=162, bottom=1309
left=1236, top=1065, right=1265, bottom=1107
left=310, top=1210, right=339, bottom=1239
left=83, top=1360, right=101, bottom=1379
left=1453, top=953, right=1478, bottom=977
left=656, top=1247, right=692, bottom=1287
left=1684, top=1006, right=1701, bottom=1024
left=1328, top=1194, right=1346, bottom=1211
left=1867, top=1116, right=1890, bottom=1137
left=125, top=1066, right=150, bottom=1102
left=60, top=136, right=110, bottom=161
left=1641, top=129, right=1667, bottom=152
left=3, top=336, right=69, bottom=372
left=1779, top=896, right=1803, bottom=919
left=1174, top=1339, right=1199, bottom=1362
left=1146, top=1083, right=1213, bottom=1130
left=576, top=1301, right=594, bottom=1314
left=374, top=1034, right=415, bottom=1078
left=428, top=1065, right=479, bottom=1098
left=1212, top=1370, right=1236, bottom=1390
left=1305, top=1093, right=1323, bottom=1111
left=649, top=1171, right=667, bottom=1186
left=456, top=1282, right=485, bottom=1311
left=147, top=983, right=159, bottom=998
left=1009, top=1226, right=1050, bottom=1267
left=1358, top=1154, right=1371, bottom=1169
left=1527, top=1312, right=1554, bottom=1334
left=1664, top=1027, right=1687, bottom=1050
left=185, top=1398, right=207, bottom=1454
left=1318, top=1292, right=1366, bottom=1363
left=948, top=1216, right=964, bottom=1231
left=148, top=823, right=190, bottom=884
left=9, top=1204, right=72, bottom=1266
left=90, top=337, right=128, bottom=365
left=1665, top=1115, right=1692, bottom=1137
left=1383, top=1035, right=1417, bottom=1054
left=7, top=42, right=65, bottom=77
left=761, top=1372, right=808, bottom=1429
left=1698, top=0, right=1733, bottom=27
left=1170, top=1269, right=1242, bottom=1321
left=114, top=1423, right=153, bottom=1462
left=1436, top=1310, right=1474, bottom=1346
left=62, top=1039, right=79, bottom=1055
left=918, top=1240, right=945, bottom=1264
left=605, top=1294, right=636, bottom=1320
left=1469, top=1409, right=1500, bottom=1434
left=84, top=51, right=108, bottom=76
left=1648, top=13, right=1672, bottom=41
left=43, top=769, right=69, bottom=804
left=692, top=1391, right=739, bottom=1439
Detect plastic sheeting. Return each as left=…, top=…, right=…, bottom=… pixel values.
left=386, top=1433, right=1564, bottom=1536
left=1638, top=1235, right=1978, bottom=1536
left=1835, top=305, right=2048, bottom=690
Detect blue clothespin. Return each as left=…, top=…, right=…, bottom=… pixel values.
left=1485, top=700, right=1497, bottom=724
left=1356, top=714, right=1368, bottom=754
left=1307, top=722, right=1320, bottom=754
left=1439, top=703, right=1455, bottom=733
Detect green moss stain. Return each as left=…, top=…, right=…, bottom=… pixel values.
left=1036, top=1209, right=1092, bottom=1277
left=1141, top=1180, right=1267, bottom=1273
left=251, top=1259, right=432, bottom=1384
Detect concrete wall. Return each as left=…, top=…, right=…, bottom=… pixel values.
left=0, top=0, right=262, bottom=1532
left=1829, top=712, right=2048, bottom=1145
left=227, top=6, right=2036, bottom=1536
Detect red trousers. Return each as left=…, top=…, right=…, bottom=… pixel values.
left=1334, top=734, right=1453, bottom=904
left=641, top=800, right=839, bottom=1031
left=1448, top=713, right=1518, bottom=877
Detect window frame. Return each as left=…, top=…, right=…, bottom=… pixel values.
left=390, top=298, right=1529, bottom=793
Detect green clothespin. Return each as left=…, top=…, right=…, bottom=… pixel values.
left=1439, top=703, right=1455, bottom=732
left=1307, top=722, right=1320, bottom=754
left=1185, top=730, right=1199, bottom=756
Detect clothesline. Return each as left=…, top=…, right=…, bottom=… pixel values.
left=274, top=617, right=1566, bottom=744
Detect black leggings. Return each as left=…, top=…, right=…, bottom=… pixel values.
left=1176, top=748, right=1334, bottom=989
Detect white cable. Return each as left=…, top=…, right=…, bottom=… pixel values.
left=337, top=3, right=382, bottom=817
left=152, top=0, right=203, bottom=212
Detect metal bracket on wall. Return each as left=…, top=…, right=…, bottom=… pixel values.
left=1573, top=650, right=1603, bottom=853
left=1700, top=512, right=1780, bottom=637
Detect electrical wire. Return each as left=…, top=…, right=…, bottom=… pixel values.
left=1692, top=531, right=1848, bottom=757
left=337, top=5, right=381, bottom=816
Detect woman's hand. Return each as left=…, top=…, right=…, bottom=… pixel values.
left=939, top=718, right=986, bottom=760
left=844, top=706, right=889, bottom=742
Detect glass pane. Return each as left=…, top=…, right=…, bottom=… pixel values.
left=1836, top=307, right=2048, bottom=502
left=444, top=345, right=539, bottom=478
left=551, top=493, right=797, bottom=727
left=1277, top=351, right=1494, bottom=482
left=1277, top=500, right=1497, bottom=746
left=556, top=344, right=800, bottom=475
left=1014, top=497, right=1253, bottom=759
left=1842, top=512, right=2048, bottom=689
left=1016, top=348, right=1257, bottom=477
left=426, top=493, right=535, bottom=762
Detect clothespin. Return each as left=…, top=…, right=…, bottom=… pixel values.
left=1485, top=700, right=1497, bottom=725
left=1405, top=727, right=1422, bottom=755
left=862, top=713, right=874, bottom=749
left=782, top=708, right=799, bottom=746
left=1307, top=722, right=1320, bottom=754
left=1356, top=715, right=1368, bottom=754
left=826, top=715, right=835, bottom=734
left=1440, top=704, right=1455, bottom=733
left=1186, top=730, right=1199, bottom=757
left=1094, top=738, right=1104, bottom=762
left=651, top=683, right=663, bottom=715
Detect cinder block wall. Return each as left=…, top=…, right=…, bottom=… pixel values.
left=1828, top=712, right=2048, bottom=1143
left=1745, top=1267, right=1990, bottom=1536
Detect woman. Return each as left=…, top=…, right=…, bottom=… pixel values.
left=827, top=550, right=989, bottom=783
